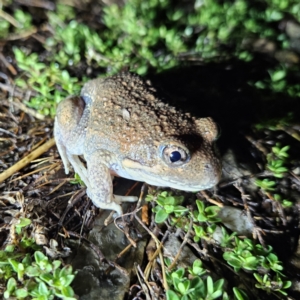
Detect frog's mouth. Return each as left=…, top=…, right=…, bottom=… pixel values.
left=121, top=158, right=220, bottom=191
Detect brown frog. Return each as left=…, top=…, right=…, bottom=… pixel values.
left=54, top=73, right=221, bottom=215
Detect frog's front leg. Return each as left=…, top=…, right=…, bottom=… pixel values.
left=86, top=151, right=138, bottom=216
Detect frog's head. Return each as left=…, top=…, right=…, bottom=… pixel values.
left=122, top=117, right=221, bottom=192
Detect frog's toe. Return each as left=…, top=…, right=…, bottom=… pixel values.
left=114, top=195, right=138, bottom=203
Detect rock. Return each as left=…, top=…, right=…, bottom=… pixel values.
left=67, top=207, right=146, bottom=299
left=274, top=50, right=299, bottom=64
left=163, top=234, right=198, bottom=268
left=68, top=240, right=130, bottom=300
left=217, top=206, right=254, bottom=236
left=285, top=21, right=300, bottom=39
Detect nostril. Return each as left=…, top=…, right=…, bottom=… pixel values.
left=204, top=163, right=212, bottom=170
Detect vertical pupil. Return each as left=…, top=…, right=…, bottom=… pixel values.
left=170, top=151, right=181, bottom=162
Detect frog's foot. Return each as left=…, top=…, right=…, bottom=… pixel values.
left=86, top=188, right=124, bottom=216
left=85, top=154, right=124, bottom=216
left=114, top=195, right=138, bottom=203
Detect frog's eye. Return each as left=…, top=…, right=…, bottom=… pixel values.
left=170, top=151, right=181, bottom=162
left=159, top=144, right=190, bottom=166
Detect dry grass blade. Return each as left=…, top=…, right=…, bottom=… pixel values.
left=0, top=137, right=56, bottom=183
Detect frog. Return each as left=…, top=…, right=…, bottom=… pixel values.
left=54, top=72, right=221, bottom=216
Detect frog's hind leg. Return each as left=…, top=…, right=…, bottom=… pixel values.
left=54, top=122, right=72, bottom=174
left=67, top=154, right=91, bottom=189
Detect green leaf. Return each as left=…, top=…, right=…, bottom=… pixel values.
left=193, top=224, right=205, bottom=238
left=282, top=281, right=292, bottom=289
left=253, top=273, right=263, bottom=283
left=164, top=205, right=175, bottom=214
left=16, top=288, right=29, bottom=298
left=59, top=274, right=75, bottom=287
left=38, top=282, right=50, bottom=296
left=177, top=280, right=190, bottom=295
left=34, top=251, right=47, bottom=264
left=196, top=200, right=205, bottom=213
left=8, top=259, right=19, bottom=272
left=206, top=276, right=213, bottom=295
left=52, top=260, right=62, bottom=270
left=211, top=289, right=222, bottom=299
left=26, top=265, right=41, bottom=277
left=205, top=206, right=220, bottom=217
left=154, top=208, right=169, bottom=223
left=270, top=70, right=286, bottom=82
left=233, top=287, right=249, bottom=300
left=5, top=245, right=15, bottom=252
left=172, top=268, right=185, bottom=280
left=189, top=276, right=202, bottom=289
left=191, top=259, right=205, bottom=276
left=243, top=256, right=258, bottom=270
left=213, top=278, right=224, bottom=291
left=197, top=214, right=208, bottom=222
left=6, top=277, right=17, bottom=292
left=60, top=285, right=76, bottom=297
left=173, top=206, right=188, bottom=213
left=16, top=218, right=31, bottom=234
left=166, top=290, right=180, bottom=300
left=223, top=253, right=242, bottom=270
left=40, top=273, right=54, bottom=285
left=59, top=265, right=74, bottom=277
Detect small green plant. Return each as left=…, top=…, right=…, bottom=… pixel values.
left=193, top=223, right=217, bottom=242
left=13, top=9, right=33, bottom=30
left=233, top=287, right=249, bottom=300
left=0, top=217, right=77, bottom=299
left=147, top=191, right=188, bottom=223
left=0, top=17, right=10, bottom=38
left=273, top=194, right=293, bottom=207
left=148, top=191, right=221, bottom=229
left=148, top=189, right=291, bottom=297
left=255, top=144, right=293, bottom=207
left=10, top=0, right=300, bottom=119
left=0, top=247, right=23, bottom=281
left=254, top=273, right=291, bottom=296
left=222, top=234, right=291, bottom=296
left=166, top=260, right=225, bottom=300
left=0, top=9, right=33, bottom=38
left=69, top=172, right=85, bottom=186
left=223, top=238, right=260, bottom=272
left=192, top=200, right=221, bottom=223
left=3, top=250, right=77, bottom=299
left=266, top=144, right=289, bottom=178
left=218, top=227, right=237, bottom=248
left=255, top=178, right=276, bottom=191
left=13, top=47, right=81, bottom=116
left=188, top=259, right=206, bottom=277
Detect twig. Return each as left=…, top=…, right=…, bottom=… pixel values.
left=9, top=98, right=45, bottom=120
left=234, top=181, right=266, bottom=247
left=167, top=218, right=193, bottom=271
left=14, top=0, right=55, bottom=10
left=135, top=213, right=169, bottom=291
left=0, top=138, right=56, bottom=183
left=58, top=188, right=87, bottom=227
left=0, top=53, right=17, bottom=75
left=3, top=27, right=37, bottom=41
left=130, top=183, right=146, bottom=222
left=0, top=9, right=20, bottom=27
left=265, top=191, right=287, bottom=226
left=198, top=190, right=223, bottom=207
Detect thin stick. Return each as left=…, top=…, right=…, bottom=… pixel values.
left=0, top=138, right=56, bottom=183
